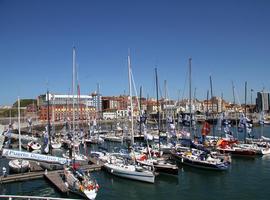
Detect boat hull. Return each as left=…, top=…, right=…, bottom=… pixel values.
left=218, top=148, right=257, bottom=157
left=8, top=159, right=30, bottom=173
left=171, top=153, right=228, bottom=171
left=104, top=163, right=155, bottom=183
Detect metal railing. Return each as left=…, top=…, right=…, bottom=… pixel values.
left=0, top=195, right=78, bottom=200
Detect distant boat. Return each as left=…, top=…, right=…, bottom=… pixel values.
left=51, top=139, right=62, bottom=149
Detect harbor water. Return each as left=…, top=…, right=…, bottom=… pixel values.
left=1, top=125, right=270, bottom=200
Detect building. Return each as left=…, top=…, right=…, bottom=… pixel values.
left=202, top=97, right=225, bottom=113
left=256, top=91, right=270, bottom=112
left=37, top=93, right=97, bottom=121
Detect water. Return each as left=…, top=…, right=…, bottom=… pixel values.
left=1, top=126, right=270, bottom=199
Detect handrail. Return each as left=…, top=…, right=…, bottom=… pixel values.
left=0, top=195, right=77, bottom=200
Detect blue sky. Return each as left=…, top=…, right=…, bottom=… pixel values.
left=1, top=0, right=270, bottom=105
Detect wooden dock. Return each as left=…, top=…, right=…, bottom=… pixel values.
left=0, top=170, right=45, bottom=184
left=44, top=172, right=69, bottom=193
left=0, top=163, right=102, bottom=184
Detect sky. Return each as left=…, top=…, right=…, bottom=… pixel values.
left=0, top=0, right=270, bottom=105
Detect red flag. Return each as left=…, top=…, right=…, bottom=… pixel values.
left=201, top=121, right=210, bottom=136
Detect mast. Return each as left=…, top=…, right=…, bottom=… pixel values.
left=128, top=54, right=134, bottom=145
left=139, top=86, right=142, bottom=136
left=164, top=80, right=167, bottom=133
left=193, top=87, right=197, bottom=136
left=47, top=90, right=51, bottom=154
left=206, top=90, right=209, bottom=118
left=232, top=81, right=238, bottom=138
left=210, top=75, right=215, bottom=140
left=244, top=81, right=247, bottom=143
left=189, top=58, right=192, bottom=135
left=155, top=68, right=160, bottom=153
left=52, top=95, right=55, bottom=135
left=18, top=97, right=21, bottom=151
left=97, top=83, right=100, bottom=141
left=76, top=64, right=81, bottom=130
left=72, top=47, right=76, bottom=133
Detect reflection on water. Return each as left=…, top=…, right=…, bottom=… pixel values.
left=1, top=126, right=270, bottom=200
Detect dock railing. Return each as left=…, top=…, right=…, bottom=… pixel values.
left=0, top=195, right=78, bottom=200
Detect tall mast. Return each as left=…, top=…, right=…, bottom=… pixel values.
left=189, top=58, right=192, bottom=135
left=206, top=90, right=209, bottom=118
left=232, top=81, right=239, bottom=138
left=18, top=97, right=21, bottom=151
left=47, top=90, right=51, bottom=154
left=139, top=86, right=142, bottom=136
left=155, top=68, right=160, bottom=153
left=164, top=80, right=167, bottom=132
left=210, top=75, right=215, bottom=140
left=244, top=81, right=247, bottom=143
left=72, top=47, right=76, bottom=133
left=97, top=83, right=100, bottom=141
left=128, top=54, right=134, bottom=145
left=76, top=64, right=80, bottom=128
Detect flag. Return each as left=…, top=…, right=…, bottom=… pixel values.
left=201, top=121, right=210, bottom=136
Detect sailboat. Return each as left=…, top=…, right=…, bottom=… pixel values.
left=62, top=47, right=88, bottom=162
left=172, top=59, right=230, bottom=171
left=26, top=117, right=42, bottom=152
left=9, top=97, right=30, bottom=173
left=50, top=95, right=62, bottom=149
left=104, top=154, right=155, bottom=183
left=104, top=53, right=156, bottom=183
left=62, top=48, right=99, bottom=199
left=64, top=166, right=99, bottom=199
left=135, top=69, right=178, bottom=175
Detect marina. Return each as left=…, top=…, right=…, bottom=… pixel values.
left=1, top=1, right=270, bottom=199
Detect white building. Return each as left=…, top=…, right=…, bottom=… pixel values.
left=46, top=93, right=93, bottom=106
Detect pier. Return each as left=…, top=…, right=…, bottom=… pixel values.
left=44, top=172, right=69, bottom=193
left=0, top=159, right=103, bottom=184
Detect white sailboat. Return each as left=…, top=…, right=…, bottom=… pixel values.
left=9, top=97, right=30, bottom=173
left=63, top=47, right=99, bottom=199
left=64, top=166, right=99, bottom=199
left=62, top=47, right=87, bottom=162
left=103, top=53, right=156, bottom=183
left=104, top=155, right=155, bottom=183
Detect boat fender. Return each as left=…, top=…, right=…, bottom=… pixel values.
left=111, top=169, right=113, bottom=173
left=181, top=158, right=184, bottom=163
left=80, top=185, right=84, bottom=192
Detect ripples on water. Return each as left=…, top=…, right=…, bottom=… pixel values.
left=1, top=126, right=270, bottom=199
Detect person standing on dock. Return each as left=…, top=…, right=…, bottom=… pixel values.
left=2, top=167, right=7, bottom=177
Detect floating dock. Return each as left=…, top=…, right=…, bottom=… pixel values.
left=44, top=172, right=69, bottom=193
left=0, top=162, right=102, bottom=184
